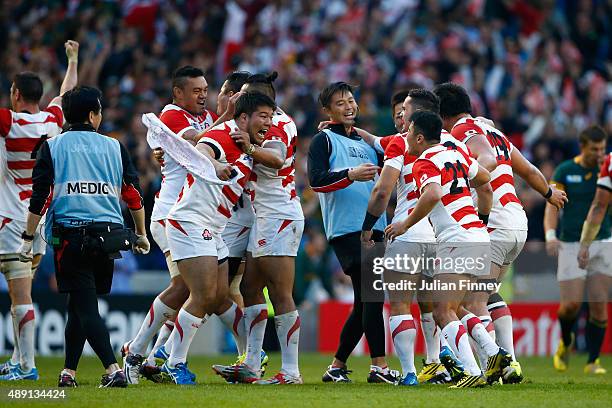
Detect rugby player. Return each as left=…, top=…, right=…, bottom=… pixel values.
left=545, top=126, right=609, bottom=374
left=435, top=83, right=567, bottom=382
left=386, top=110, right=512, bottom=388
left=160, top=92, right=276, bottom=385
left=0, top=40, right=79, bottom=381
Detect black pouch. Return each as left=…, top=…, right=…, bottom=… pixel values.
left=83, top=223, right=137, bottom=259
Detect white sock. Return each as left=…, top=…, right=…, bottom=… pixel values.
left=130, top=297, right=176, bottom=356
left=14, top=305, right=35, bottom=371
left=244, top=304, right=268, bottom=371
left=217, top=302, right=246, bottom=356
left=274, top=310, right=300, bottom=377
left=146, top=320, right=174, bottom=365
left=488, top=301, right=515, bottom=360
left=461, top=313, right=499, bottom=357
left=9, top=307, right=20, bottom=365
left=441, top=321, right=481, bottom=376
left=440, top=329, right=450, bottom=349
left=390, top=314, right=416, bottom=375
left=479, top=315, right=496, bottom=342
left=420, top=312, right=440, bottom=363
left=167, top=309, right=205, bottom=367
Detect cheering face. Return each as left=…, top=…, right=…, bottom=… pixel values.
left=247, top=106, right=275, bottom=145
left=325, top=90, right=358, bottom=127
left=406, top=121, right=425, bottom=157
left=400, top=96, right=416, bottom=133
left=174, top=76, right=208, bottom=116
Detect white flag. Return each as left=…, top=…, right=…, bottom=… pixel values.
left=142, top=113, right=235, bottom=185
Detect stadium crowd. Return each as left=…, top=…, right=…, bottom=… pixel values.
left=1, top=0, right=610, bottom=295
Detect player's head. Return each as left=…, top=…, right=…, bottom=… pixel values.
left=62, top=86, right=103, bottom=130
left=172, top=65, right=208, bottom=116
left=433, top=82, right=471, bottom=129
left=578, top=125, right=608, bottom=168
left=11, top=72, right=43, bottom=109
left=319, top=82, right=358, bottom=127
left=233, top=92, right=276, bottom=144
left=241, top=72, right=278, bottom=101
left=406, top=110, right=442, bottom=156
left=391, top=90, right=410, bottom=132
left=217, top=71, right=251, bottom=115
left=401, top=89, right=440, bottom=132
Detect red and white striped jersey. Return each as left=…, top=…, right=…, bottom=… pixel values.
left=249, top=108, right=303, bottom=220
left=381, top=134, right=435, bottom=242
left=0, top=104, right=63, bottom=221
left=598, top=152, right=612, bottom=191
left=167, top=120, right=253, bottom=234
left=150, top=104, right=217, bottom=221
left=413, top=142, right=489, bottom=243
left=451, top=116, right=527, bottom=231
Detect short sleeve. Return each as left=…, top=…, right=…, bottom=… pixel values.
left=159, top=109, right=193, bottom=137
left=451, top=121, right=483, bottom=144
left=44, top=105, right=64, bottom=127
left=262, top=125, right=289, bottom=146
left=383, top=137, right=405, bottom=171
left=597, top=154, right=612, bottom=191
left=467, top=156, right=479, bottom=179
left=0, top=108, right=12, bottom=137
left=413, top=159, right=441, bottom=192
left=551, top=163, right=566, bottom=184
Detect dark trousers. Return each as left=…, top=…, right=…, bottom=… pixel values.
left=329, top=231, right=386, bottom=361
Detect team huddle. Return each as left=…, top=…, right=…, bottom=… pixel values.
left=1, top=40, right=610, bottom=389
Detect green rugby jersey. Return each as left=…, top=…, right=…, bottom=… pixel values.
left=551, top=156, right=611, bottom=242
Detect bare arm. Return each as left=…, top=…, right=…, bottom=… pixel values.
left=48, top=40, right=80, bottom=107
left=353, top=127, right=380, bottom=148
left=385, top=183, right=442, bottom=241
left=580, top=188, right=611, bottom=244
left=511, top=148, right=567, bottom=209
left=471, top=165, right=492, bottom=216
left=467, top=135, right=497, bottom=172
left=366, top=166, right=400, bottom=218
left=250, top=143, right=285, bottom=169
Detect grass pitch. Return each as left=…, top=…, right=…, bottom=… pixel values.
left=0, top=353, right=610, bottom=407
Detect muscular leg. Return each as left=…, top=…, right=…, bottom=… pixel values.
left=387, top=269, right=417, bottom=376
left=558, top=278, right=585, bottom=347
left=585, top=274, right=612, bottom=364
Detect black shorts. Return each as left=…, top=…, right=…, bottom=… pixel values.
left=53, top=235, right=114, bottom=294
left=329, top=230, right=384, bottom=276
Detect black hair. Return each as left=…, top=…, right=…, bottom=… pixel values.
left=318, top=82, right=355, bottom=108
left=433, top=82, right=472, bottom=118
left=13, top=72, right=43, bottom=103
left=233, top=92, right=277, bottom=119
left=243, top=72, right=278, bottom=100
left=579, top=125, right=608, bottom=145
left=391, top=89, right=410, bottom=110
left=172, top=65, right=205, bottom=90
left=407, top=89, right=440, bottom=114
left=409, top=110, right=442, bottom=143
left=224, top=71, right=251, bottom=94
left=62, top=86, right=102, bottom=124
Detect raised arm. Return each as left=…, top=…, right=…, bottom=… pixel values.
left=48, top=41, right=79, bottom=108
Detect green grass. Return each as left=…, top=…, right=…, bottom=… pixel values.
left=0, top=354, right=611, bottom=407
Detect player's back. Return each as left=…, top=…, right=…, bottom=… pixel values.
left=151, top=104, right=216, bottom=221
left=168, top=120, right=253, bottom=233
left=0, top=106, right=63, bottom=221
left=414, top=141, right=488, bottom=243
left=250, top=107, right=303, bottom=220
left=451, top=117, right=527, bottom=231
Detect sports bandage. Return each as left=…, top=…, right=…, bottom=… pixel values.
left=580, top=221, right=601, bottom=246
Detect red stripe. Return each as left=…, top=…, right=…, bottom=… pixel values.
left=19, top=190, right=33, bottom=201
left=451, top=205, right=477, bottom=222
left=490, top=174, right=514, bottom=191
left=235, top=162, right=252, bottom=187
left=391, top=319, right=416, bottom=340
left=233, top=307, right=244, bottom=336
left=41, top=185, right=53, bottom=215
left=499, top=192, right=521, bottom=207
left=222, top=185, right=239, bottom=203
left=237, top=226, right=250, bottom=237
left=311, top=177, right=352, bottom=193
left=14, top=177, right=33, bottom=185
left=8, top=160, right=35, bottom=170
left=175, top=318, right=184, bottom=341
left=13, top=116, right=59, bottom=126
left=286, top=316, right=301, bottom=345
left=5, top=138, right=41, bottom=152
left=490, top=306, right=511, bottom=321
left=18, top=309, right=35, bottom=334
left=249, top=309, right=268, bottom=334
left=403, top=173, right=414, bottom=183
left=164, top=322, right=174, bottom=331
left=465, top=316, right=481, bottom=336
left=278, top=166, right=293, bottom=177
left=487, top=227, right=496, bottom=233
left=278, top=220, right=292, bottom=233
left=0, top=218, right=12, bottom=231
left=148, top=303, right=155, bottom=327
left=454, top=324, right=467, bottom=349
left=461, top=221, right=485, bottom=230
left=168, top=219, right=188, bottom=236
left=290, top=189, right=297, bottom=199
left=281, top=174, right=294, bottom=187
left=486, top=322, right=495, bottom=333
left=157, top=220, right=166, bottom=227
left=441, top=191, right=471, bottom=206
left=217, top=205, right=231, bottom=218
left=406, top=190, right=418, bottom=201
left=54, top=240, right=69, bottom=274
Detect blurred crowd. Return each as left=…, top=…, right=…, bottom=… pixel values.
left=1, top=0, right=610, bottom=297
